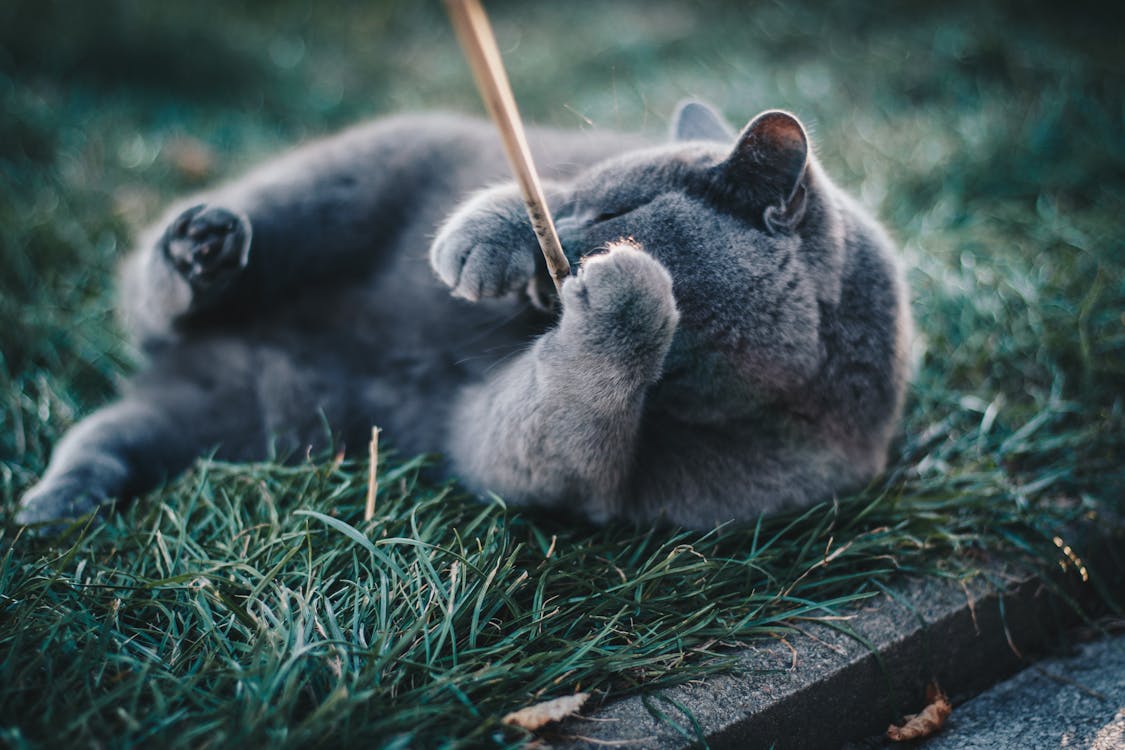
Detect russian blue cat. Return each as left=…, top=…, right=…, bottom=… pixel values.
left=16, top=102, right=912, bottom=530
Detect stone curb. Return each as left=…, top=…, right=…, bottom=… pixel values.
left=556, top=547, right=1119, bottom=750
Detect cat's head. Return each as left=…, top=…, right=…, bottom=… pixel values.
left=554, top=102, right=848, bottom=422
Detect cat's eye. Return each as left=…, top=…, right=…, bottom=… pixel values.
left=592, top=208, right=630, bottom=224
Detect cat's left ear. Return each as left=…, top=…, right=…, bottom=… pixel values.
left=724, top=110, right=809, bottom=232
left=671, top=100, right=735, bottom=142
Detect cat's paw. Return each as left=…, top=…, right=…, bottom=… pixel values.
left=430, top=190, right=537, bottom=301
left=560, top=240, right=679, bottom=364
left=431, top=231, right=537, bottom=301
left=160, top=204, right=252, bottom=292
left=15, top=479, right=109, bottom=532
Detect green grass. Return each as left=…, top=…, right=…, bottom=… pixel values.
left=1, top=0, right=1123, bottom=747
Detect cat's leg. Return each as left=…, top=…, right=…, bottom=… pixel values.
left=120, top=127, right=415, bottom=340
left=17, top=400, right=189, bottom=526
left=445, top=242, right=679, bottom=522
left=15, top=380, right=244, bottom=528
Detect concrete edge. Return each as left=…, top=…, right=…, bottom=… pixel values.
left=553, top=543, right=1120, bottom=750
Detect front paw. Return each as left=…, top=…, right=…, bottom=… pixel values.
left=560, top=240, right=679, bottom=368
left=161, top=203, right=252, bottom=293
left=430, top=188, right=538, bottom=301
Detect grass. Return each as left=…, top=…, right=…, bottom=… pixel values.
left=1, top=0, right=1123, bottom=747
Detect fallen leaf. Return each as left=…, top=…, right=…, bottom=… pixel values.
left=164, top=136, right=215, bottom=182
left=886, top=681, right=952, bottom=742
left=502, top=692, right=589, bottom=731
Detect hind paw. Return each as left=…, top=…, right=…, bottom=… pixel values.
left=161, top=204, right=252, bottom=292
left=15, top=480, right=110, bottom=533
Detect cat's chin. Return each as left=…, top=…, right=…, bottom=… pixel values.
left=524, top=273, right=558, bottom=313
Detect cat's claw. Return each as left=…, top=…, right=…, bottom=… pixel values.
left=161, top=204, right=252, bottom=291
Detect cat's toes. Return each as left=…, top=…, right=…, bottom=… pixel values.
left=430, top=230, right=536, bottom=301
left=430, top=187, right=538, bottom=301
left=563, top=240, right=679, bottom=343
left=556, top=241, right=678, bottom=382
left=161, top=204, right=252, bottom=291
left=15, top=480, right=109, bottom=533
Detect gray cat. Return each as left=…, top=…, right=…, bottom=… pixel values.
left=16, top=101, right=913, bottom=530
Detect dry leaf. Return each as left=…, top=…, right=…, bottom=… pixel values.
left=164, top=136, right=215, bottom=182
left=887, top=681, right=952, bottom=742
left=502, top=692, right=589, bottom=731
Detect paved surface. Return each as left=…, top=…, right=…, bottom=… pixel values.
left=559, top=567, right=1093, bottom=750
left=919, top=633, right=1125, bottom=750
left=557, top=524, right=1123, bottom=750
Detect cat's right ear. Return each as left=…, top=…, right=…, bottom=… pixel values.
left=671, top=100, right=735, bottom=142
left=721, top=110, right=810, bottom=232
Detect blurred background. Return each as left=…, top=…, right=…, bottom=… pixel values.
left=1, top=0, right=1122, bottom=502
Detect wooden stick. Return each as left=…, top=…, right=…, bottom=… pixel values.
left=445, top=0, right=570, bottom=292
left=365, top=426, right=380, bottom=522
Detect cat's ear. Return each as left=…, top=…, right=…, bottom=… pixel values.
left=727, top=110, right=808, bottom=198
left=723, top=110, right=809, bottom=231
left=671, top=100, right=735, bottom=142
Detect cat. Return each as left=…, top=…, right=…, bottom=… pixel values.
left=15, top=101, right=913, bottom=530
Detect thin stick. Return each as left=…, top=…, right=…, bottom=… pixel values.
left=445, top=0, right=570, bottom=292
left=365, top=426, right=380, bottom=522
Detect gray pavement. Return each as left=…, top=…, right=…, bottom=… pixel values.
left=917, top=633, right=1124, bottom=750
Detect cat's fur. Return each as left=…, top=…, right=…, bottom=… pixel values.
left=16, top=102, right=913, bottom=530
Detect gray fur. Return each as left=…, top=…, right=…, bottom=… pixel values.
left=17, top=103, right=912, bottom=530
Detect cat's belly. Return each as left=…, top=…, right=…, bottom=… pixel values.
left=171, top=274, right=551, bottom=462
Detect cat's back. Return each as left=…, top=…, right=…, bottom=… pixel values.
left=213, top=112, right=648, bottom=217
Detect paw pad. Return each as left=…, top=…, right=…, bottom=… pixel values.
left=162, top=204, right=251, bottom=288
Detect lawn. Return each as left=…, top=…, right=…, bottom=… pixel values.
left=1, top=1, right=1122, bottom=747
